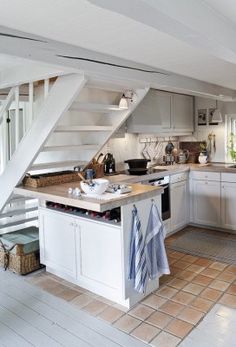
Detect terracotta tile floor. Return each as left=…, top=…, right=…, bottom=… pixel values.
left=26, top=226, right=236, bottom=347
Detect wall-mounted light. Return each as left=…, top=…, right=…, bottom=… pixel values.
left=212, top=100, right=223, bottom=123
left=119, top=91, right=134, bottom=109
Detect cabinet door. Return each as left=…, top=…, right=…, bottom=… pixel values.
left=192, top=180, right=221, bottom=227
left=221, top=182, right=236, bottom=230
left=76, top=219, right=122, bottom=291
left=172, top=94, right=193, bottom=131
left=170, top=180, right=188, bottom=232
left=39, top=209, right=77, bottom=279
left=127, top=89, right=171, bottom=132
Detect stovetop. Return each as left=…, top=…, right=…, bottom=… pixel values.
left=118, top=168, right=168, bottom=176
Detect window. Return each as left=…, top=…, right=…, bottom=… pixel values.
left=225, top=115, right=236, bottom=162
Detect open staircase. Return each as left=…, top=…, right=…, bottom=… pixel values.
left=0, top=72, right=149, bottom=233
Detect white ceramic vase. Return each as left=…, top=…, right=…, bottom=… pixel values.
left=198, top=153, right=208, bottom=164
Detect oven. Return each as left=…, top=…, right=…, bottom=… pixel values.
left=141, top=176, right=170, bottom=221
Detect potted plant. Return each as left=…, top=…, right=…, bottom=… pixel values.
left=198, top=141, right=208, bottom=164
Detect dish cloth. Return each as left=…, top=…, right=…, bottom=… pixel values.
left=145, top=202, right=170, bottom=280
left=128, top=206, right=148, bottom=294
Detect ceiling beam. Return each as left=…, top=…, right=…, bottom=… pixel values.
left=0, top=25, right=235, bottom=99
left=89, top=0, right=236, bottom=66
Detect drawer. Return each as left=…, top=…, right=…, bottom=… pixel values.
left=221, top=173, right=236, bottom=182
left=190, top=171, right=220, bottom=181
left=170, top=172, right=188, bottom=184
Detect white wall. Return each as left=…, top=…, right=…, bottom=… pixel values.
left=180, top=97, right=236, bottom=163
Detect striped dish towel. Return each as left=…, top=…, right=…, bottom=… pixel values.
left=128, top=206, right=148, bottom=294
left=145, top=202, right=170, bottom=280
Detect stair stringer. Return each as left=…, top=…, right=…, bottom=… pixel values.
left=0, top=73, right=87, bottom=212
left=90, top=87, right=150, bottom=160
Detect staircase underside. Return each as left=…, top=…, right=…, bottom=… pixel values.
left=0, top=72, right=149, bottom=233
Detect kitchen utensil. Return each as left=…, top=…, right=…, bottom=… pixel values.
left=154, top=142, right=163, bottom=161
left=178, top=149, right=189, bottom=164
left=213, top=134, right=216, bottom=152
left=142, top=141, right=151, bottom=160
left=96, top=153, right=104, bottom=163
left=208, top=133, right=213, bottom=154
left=165, top=141, right=174, bottom=154
left=104, top=153, right=116, bottom=175
left=77, top=172, right=95, bottom=187
left=85, top=168, right=95, bottom=180
left=80, top=178, right=109, bottom=195
left=124, top=158, right=151, bottom=169
left=147, top=141, right=156, bottom=160
left=164, top=154, right=174, bottom=165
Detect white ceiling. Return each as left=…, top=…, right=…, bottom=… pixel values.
left=0, top=54, right=29, bottom=71
left=1, top=0, right=236, bottom=89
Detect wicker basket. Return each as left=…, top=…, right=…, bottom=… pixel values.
left=0, top=227, right=41, bottom=275
left=0, top=250, right=40, bottom=275
left=23, top=170, right=81, bottom=188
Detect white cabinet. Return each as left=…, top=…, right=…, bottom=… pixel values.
left=221, top=182, right=236, bottom=231
left=170, top=179, right=188, bottom=232
left=76, top=218, right=122, bottom=292
left=192, top=179, right=221, bottom=227
left=39, top=209, right=77, bottom=281
left=39, top=207, right=124, bottom=301
left=127, top=89, right=193, bottom=134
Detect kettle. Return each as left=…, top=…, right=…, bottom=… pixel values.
left=178, top=150, right=189, bottom=164
left=104, top=153, right=116, bottom=175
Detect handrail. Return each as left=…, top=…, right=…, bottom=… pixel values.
left=0, top=86, right=16, bottom=126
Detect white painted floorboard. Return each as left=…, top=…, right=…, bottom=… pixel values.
left=180, top=304, right=236, bottom=347
left=0, top=270, right=148, bottom=347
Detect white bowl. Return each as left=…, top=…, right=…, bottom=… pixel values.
left=80, top=178, right=109, bottom=195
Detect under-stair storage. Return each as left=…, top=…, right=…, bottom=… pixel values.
left=0, top=73, right=148, bottom=240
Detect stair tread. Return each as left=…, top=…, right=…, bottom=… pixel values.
left=70, top=102, right=121, bottom=113
left=55, top=125, right=113, bottom=132
left=42, top=144, right=99, bottom=152
left=0, top=216, right=38, bottom=229
left=9, top=196, right=36, bottom=203
left=0, top=207, right=38, bottom=219
left=31, top=160, right=87, bottom=170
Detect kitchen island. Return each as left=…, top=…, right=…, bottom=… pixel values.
left=15, top=182, right=163, bottom=308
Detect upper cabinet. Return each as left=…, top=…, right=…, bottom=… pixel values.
left=171, top=94, right=194, bottom=131
left=127, top=89, right=194, bottom=134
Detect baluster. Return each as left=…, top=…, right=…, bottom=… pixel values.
left=44, top=79, right=49, bottom=99
left=29, top=82, right=34, bottom=123
left=14, top=85, right=20, bottom=147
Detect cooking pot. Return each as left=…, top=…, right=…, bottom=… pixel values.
left=124, top=158, right=151, bottom=169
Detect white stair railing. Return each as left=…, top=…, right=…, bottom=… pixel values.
left=0, top=73, right=86, bottom=212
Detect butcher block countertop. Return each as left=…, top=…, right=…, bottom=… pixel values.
left=108, top=163, right=236, bottom=184
left=14, top=182, right=163, bottom=213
